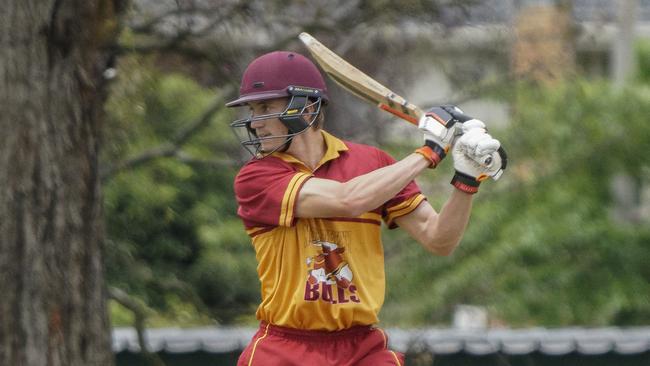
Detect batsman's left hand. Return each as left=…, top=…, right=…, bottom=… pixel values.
left=451, top=120, right=507, bottom=194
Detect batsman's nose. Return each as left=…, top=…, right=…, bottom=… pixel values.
left=249, top=118, right=265, bottom=129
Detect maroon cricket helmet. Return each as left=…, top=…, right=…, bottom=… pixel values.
left=226, top=51, right=328, bottom=107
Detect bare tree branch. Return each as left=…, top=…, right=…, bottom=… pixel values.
left=101, top=87, right=231, bottom=182
left=175, top=151, right=239, bottom=168
left=424, top=71, right=516, bottom=107
left=125, top=2, right=247, bottom=54
left=109, top=287, right=167, bottom=366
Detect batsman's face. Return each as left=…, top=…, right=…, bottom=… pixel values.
left=248, top=98, right=290, bottom=152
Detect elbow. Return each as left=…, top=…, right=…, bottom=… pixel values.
left=425, top=238, right=459, bottom=257
left=423, top=224, right=464, bottom=256
left=434, top=246, right=456, bottom=257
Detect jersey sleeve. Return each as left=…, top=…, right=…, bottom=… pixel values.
left=234, top=158, right=312, bottom=230
left=375, top=149, right=427, bottom=229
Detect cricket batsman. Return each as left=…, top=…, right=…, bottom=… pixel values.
left=227, top=50, right=504, bottom=366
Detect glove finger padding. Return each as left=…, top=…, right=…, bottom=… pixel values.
left=489, top=147, right=507, bottom=180
left=451, top=130, right=507, bottom=193
left=458, top=120, right=507, bottom=175
left=461, top=119, right=486, bottom=133
left=455, top=130, right=488, bottom=158
left=472, top=137, right=501, bottom=163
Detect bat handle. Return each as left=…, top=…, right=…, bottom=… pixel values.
left=440, top=105, right=473, bottom=123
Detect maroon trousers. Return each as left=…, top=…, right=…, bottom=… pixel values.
left=237, top=322, right=405, bottom=366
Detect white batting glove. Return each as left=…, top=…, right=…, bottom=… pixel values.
left=416, top=106, right=464, bottom=168
left=451, top=120, right=507, bottom=194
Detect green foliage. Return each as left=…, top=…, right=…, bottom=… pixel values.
left=103, top=52, right=650, bottom=329
left=109, top=300, right=136, bottom=327
left=103, top=57, right=258, bottom=325
left=382, top=80, right=650, bottom=327
left=636, top=39, right=650, bottom=85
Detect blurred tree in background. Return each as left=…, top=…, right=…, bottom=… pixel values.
left=103, top=60, right=257, bottom=324
left=1, top=1, right=125, bottom=365
left=101, top=0, right=650, bottom=329
left=103, top=0, right=483, bottom=326
left=383, top=78, right=650, bottom=326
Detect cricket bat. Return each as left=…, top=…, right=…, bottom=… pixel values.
left=298, top=32, right=507, bottom=178
left=298, top=32, right=446, bottom=138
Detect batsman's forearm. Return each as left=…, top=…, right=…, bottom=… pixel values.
left=296, top=153, right=430, bottom=219
left=341, top=153, right=430, bottom=216
left=426, top=189, right=473, bottom=255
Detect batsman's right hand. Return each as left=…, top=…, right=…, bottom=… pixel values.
left=451, top=120, right=507, bottom=194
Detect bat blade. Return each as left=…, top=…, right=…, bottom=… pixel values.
left=299, top=32, right=506, bottom=180
left=299, top=32, right=431, bottom=128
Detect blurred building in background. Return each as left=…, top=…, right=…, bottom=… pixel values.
left=107, top=4, right=650, bottom=365
left=112, top=326, right=650, bottom=366
left=405, top=0, right=650, bottom=116
left=401, top=0, right=650, bottom=222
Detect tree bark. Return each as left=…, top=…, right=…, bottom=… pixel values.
left=0, top=1, right=124, bottom=365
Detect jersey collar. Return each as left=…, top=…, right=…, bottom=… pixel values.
left=272, top=130, right=348, bottom=171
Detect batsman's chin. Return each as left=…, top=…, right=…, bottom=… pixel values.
left=259, top=143, right=279, bottom=153
left=258, top=142, right=286, bottom=155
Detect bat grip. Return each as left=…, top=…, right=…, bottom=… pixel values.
left=440, top=105, right=473, bottom=123
left=453, top=112, right=474, bottom=123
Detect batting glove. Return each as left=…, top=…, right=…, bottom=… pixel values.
left=416, top=106, right=467, bottom=168
left=451, top=120, right=507, bottom=194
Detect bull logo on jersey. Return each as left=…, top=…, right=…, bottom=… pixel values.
left=306, top=240, right=354, bottom=288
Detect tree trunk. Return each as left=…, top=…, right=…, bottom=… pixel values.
left=0, top=1, right=124, bottom=365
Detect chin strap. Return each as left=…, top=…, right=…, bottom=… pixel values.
left=279, top=136, right=293, bottom=153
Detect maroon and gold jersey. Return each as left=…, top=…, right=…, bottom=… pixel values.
left=234, top=131, right=425, bottom=331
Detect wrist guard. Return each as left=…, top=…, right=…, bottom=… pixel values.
left=415, top=141, right=447, bottom=168
left=450, top=171, right=488, bottom=194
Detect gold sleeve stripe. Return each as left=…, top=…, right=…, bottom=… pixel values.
left=385, top=194, right=426, bottom=225
left=279, top=173, right=311, bottom=227
left=388, top=194, right=426, bottom=219
left=385, top=194, right=420, bottom=214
